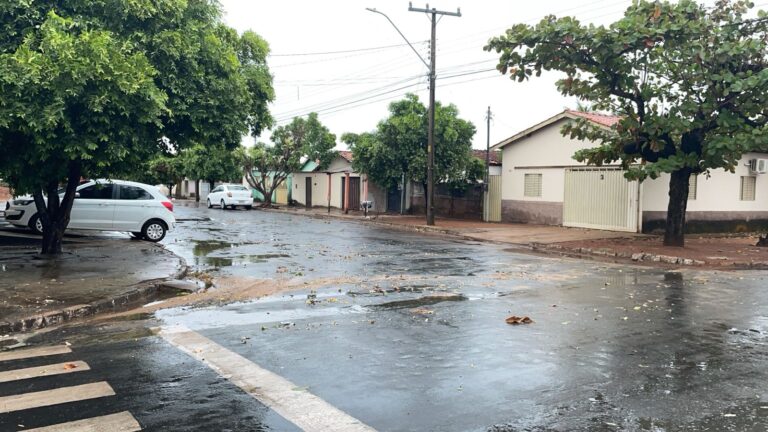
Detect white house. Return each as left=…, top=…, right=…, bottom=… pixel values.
left=492, top=109, right=768, bottom=233
left=292, top=151, right=389, bottom=213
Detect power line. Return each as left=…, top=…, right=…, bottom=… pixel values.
left=273, top=74, right=427, bottom=120
left=272, top=68, right=498, bottom=124
left=267, top=42, right=429, bottom=69
left=268, top=41, right=429, bottom=57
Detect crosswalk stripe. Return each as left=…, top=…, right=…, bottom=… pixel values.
left=0, top=382, right=115, bottom=414
left=0, top=361, right=90, bottom=383
left=22, top=411, right=141, bottom=432
left=161, top=326, right=377, bottom=432
left=0, top=345, right=71, bottom=362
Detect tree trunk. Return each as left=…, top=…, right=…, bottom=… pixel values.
left=208, top=179, right=215, bottom=191
left=174, top=180, right=183, bottom=199
left=34, top=162, right=81, bottom=255
left=195, top=179, right=200, bottom=202
left=663, top=168, right=692, bottom=247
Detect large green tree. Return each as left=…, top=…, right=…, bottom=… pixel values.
left=486, top=0, right=768, bottom=246
left=183, top=144, right=242, bottom=201
left=239, top=113, right=337, bottom=207
left=343, top=94, right=477, bottom=196
left=0, top=0, right=274, bottom=253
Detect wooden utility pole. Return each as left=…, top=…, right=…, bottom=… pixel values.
left=408, top=3, right=461, bottom=226
left=483, top=106, right=492, bottom=222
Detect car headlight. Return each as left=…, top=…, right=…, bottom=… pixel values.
left=12, top=199, right=34, bottom=206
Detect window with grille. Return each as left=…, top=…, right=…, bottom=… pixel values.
left=688, top=175, right=698, bottom=200
left=524, top=173, right=542, bottom=197
left=741, top=176, right=756, bottom=201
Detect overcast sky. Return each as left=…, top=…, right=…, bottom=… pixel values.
left=218, top=0, right=735, bottom=149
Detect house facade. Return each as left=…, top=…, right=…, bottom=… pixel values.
left=494, top=110, right=768, bottom=233
left=292, top=151, right=388, bottom=213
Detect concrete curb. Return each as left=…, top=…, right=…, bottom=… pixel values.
left=0, top=257, right=189, bottom=336
left=531, top=242, right=768, bottom=270
left=264, top=207, right=768, bottom=270
left=260, top=207, right=489, bottom=239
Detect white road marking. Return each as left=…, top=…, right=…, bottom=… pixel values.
left=22, top=411, right=142, bottom=432
left=0, top=360, right=90, bottom=383
left=0, top=345, right=71, bottom=362
left=161, top=326, right=377, bottom=432
left=0, top=382, right=115, bottom=414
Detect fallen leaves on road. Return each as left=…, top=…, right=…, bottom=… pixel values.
left=63, top=363, right=78, bottom=370
left=411, top=307, right=434, bottom=315
left=505, top=316, right=533, bottom=325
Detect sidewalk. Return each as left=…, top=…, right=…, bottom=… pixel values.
left=267, top=205, right=768, bottom=269
left=0, top=231, right=186, bottom=335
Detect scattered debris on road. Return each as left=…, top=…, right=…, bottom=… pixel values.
left=505, top=316, right=533, bottom=325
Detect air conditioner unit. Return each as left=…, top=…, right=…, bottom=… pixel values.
left=749, top=159, right=768, bottom=174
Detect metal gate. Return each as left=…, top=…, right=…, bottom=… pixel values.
left=563, top=168, right=640, bottom=232
left=387, top=188, right=401, bottom=213
left=275, top=182, right=288, bottom=205
left=341, top=177, right=361, bottom=210
left=485, top=175, right=502, bottom=222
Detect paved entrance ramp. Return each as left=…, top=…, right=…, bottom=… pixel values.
left=0, top=235, right=184, bottom=332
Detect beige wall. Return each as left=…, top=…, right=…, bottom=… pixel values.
left=501, top=119, right=768, bottom=216
left=293, top=173, right=330, bottom=207
left=293, top=170, right=374, bottom=210
left=501, top=119, right=595, bottom=203
left=642, top=152, right=768, bottom=213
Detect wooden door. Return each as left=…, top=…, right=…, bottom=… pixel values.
left=349, top=177, right=361, bottom=210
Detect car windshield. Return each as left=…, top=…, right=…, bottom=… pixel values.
left=229, top=185, right=248, bottom=191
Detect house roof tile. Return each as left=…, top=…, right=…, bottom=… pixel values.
left=472, top=149, right=501, bottom=165
left=565, top=109, right=620, bottom=128
left=338, top=150, right=353, bottom=162
left=492, top=109, right=620, bottom=151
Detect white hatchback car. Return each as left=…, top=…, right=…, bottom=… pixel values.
left=207, top=184, right=253, bottom=209
left=3, top=179, right=176, bottom=242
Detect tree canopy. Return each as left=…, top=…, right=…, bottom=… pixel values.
left=0, top=0, right=274, bottom=253
left=343, top=94, right=477, bottom=191
left=486, top=0, right=768, bottom=246
left=183, top=144, right=242, bottom=189
left=240, top=113, right=337, bottom=206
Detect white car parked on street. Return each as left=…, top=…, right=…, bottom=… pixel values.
left=3, top=179, right=176, bottom=242
left=207, top=184, right=253, bottom=209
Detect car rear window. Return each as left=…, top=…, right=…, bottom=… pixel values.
left=119, top=185, right=153, bottom=200
left=229, top=185, right=248, bottom=191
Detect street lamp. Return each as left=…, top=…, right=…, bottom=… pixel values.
left=366, top=4, right=461, bottom=226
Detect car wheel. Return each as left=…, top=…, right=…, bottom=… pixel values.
left=245, top=205, right=253, bottom=210
left=141, top=220, right=167, bottom=242
left=206, top=199, right=212, bottom=209
left=220, top=199, right=227, bottom=210
left=29, top=214, right=43, bottom=235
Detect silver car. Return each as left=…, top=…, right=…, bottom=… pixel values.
left=3, top=179, right=176, bottom=242
left=206, top=184, right=253, bottom=209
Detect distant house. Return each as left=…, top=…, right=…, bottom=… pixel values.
left=247, top=171, right=292, bottom=205
left=471, top=149, right=502, bottom=176
left=492, top=109, right=768, bottom=233
left=292, top=151, right=390, bottom=213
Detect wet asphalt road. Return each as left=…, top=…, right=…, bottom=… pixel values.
left=3, top=203, right=768, bottom=431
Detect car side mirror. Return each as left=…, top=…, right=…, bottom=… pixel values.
left=75, top=192, right=80, bottom=198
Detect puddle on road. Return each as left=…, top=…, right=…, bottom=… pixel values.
left=192, top=240, right=243, bottom=256
left=189, top=239, right=291, bottom=268
left=196, top=254, right=291, bottom=268
left=372, top=293, right=468, bottom=309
